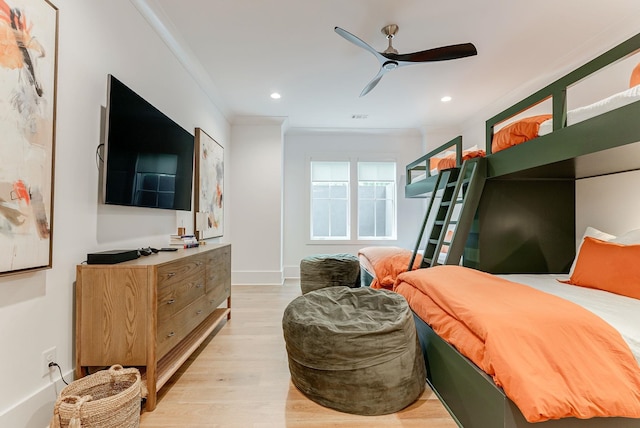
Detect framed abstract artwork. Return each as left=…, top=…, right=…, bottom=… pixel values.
left=0, top=0, right=58, bottom=275
left=194, top=128, right=223, bottom=239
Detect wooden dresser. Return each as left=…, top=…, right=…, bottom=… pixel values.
left=75, top=244, right=231, bottom=411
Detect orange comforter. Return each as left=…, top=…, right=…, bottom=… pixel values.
left=394, top=265, right=640, bottom=422
left=358, top=246, right=421, bottom=290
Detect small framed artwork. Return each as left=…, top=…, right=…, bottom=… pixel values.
left=194, top=128, right=224, bottom=239
left=0, top=0, right=58, bottom=275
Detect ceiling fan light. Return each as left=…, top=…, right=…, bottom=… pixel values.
left=270, top=92, right=281, bottom=99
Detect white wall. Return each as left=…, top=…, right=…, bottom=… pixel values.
left=230, top=119, right=286, bottom=285
left=576, top=170, right=640, bottom=238
left=0, top=1, right=230, bottom=426
left=283, top=130, right=424, bottom=278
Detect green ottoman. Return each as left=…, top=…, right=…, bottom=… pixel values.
left=300, top=253, right=360, bottom=294
left=282, top=286, right=426, bottom=416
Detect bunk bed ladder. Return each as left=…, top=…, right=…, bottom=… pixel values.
left=408, top=168, right=460, bottom=269
left=440, top=157, right=486, bottom=266
left=409, top=157, right=486, bottom=269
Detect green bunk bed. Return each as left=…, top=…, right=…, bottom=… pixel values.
left=402, top=32, right=640, bottom=428
left=405, top=135, right=463, bottom=198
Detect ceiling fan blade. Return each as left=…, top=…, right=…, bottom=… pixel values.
left=335, top=26, right=385, bottom=62
left=359, top=67, right=389, bottom=97
left=385, top=43, right=477, bottom=63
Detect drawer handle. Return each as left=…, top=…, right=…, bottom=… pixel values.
left=167, top=299, right=176, bottom=305
left=196, top=261, right=203, bottom=266
left=196, top=310, right=203, bottom=315
left=196, top=283, right=203, bottom=288
left=167, top=272, right=176, bottom=278
left=167, top=331, right=175, bottom=338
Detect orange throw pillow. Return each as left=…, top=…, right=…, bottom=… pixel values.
left=491, top=114, right=552, bottom=154
left=630, top=62, right=640, bottom=88
left=567, top=237, right=640, bottom=299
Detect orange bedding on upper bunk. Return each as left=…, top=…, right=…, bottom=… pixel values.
left=357, top=246, right=421, bottom=290
left=393, top=265, right=640, bottom=422
left=435, top=148, right=485, bottom=170
left=491, top=114, right=552, bottom=154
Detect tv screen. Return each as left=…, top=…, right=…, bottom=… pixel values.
left=103, top=75, right=194, bottom=211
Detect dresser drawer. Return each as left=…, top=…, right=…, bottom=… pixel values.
left=157, top=256, right=206, bottom=290
left=206, top=281, right=229, bottom=314
left=157, top=269, right=206, bottom=322
left=205, top=247, right=231, bottom=294
left=157, top=295, right=210, bottom=359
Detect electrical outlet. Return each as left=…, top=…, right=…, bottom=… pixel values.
left=42, top=347, right=57, bottom=377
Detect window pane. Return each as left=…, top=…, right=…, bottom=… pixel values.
left=331, top=200, right=348, bottom=237
left=357, top=162, right=396, bottom=239
left=358, top=200, right=374, bottom=237
left=375, top=184, right=387, bottom=198
left=312, top=199, right=330, bottom=237
left=359, top=184, right=374, bottom=199
left=312, top=161, right=349, bottom=181
left=311, top=161, right=349, bottom=239
left=358, top=162, right=395, bottom=181
left=330, top=183, right=348, bottom=198
left=312, top=184, right=330, bottom=198
left=375, top=200, right=387, bottom=236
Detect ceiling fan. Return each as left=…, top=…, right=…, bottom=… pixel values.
left=334, top=25, right=477, bottom=97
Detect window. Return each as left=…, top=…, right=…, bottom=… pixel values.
left=310, top=160, right=396, bottom=241
left=358, top=162, right=396, bottom=239
left=310, top=162, right=349, bottom=239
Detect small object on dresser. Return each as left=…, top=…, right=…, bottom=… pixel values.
left=168, top=234, right=199, bottom=249
left=87, top=249, right=140, bottom=265
left=138, top=247, right=159, bottom=256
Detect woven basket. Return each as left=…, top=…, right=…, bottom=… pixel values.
left=50, top=365, right=147, bottom=428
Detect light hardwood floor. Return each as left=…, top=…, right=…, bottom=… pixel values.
left=139, top=280, right=458, bottom=427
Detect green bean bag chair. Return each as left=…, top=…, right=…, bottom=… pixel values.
left=299, top=253, right=360, bottom=294
left=282, top=286, right=426, bottom=415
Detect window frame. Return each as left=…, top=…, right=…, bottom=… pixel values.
left=307, top=154, right=398, bottom=245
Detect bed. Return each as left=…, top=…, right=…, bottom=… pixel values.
left=398, top=32, right=640, bottom=428
left=362, top=136, right=482, bottom=288
left=484, top=32, right=640, bottom=180
left=394, top=257, right=640, bottom=427
left=405, top=135, right=485, bottom=198
left=357, top=246, right=424, bottom=289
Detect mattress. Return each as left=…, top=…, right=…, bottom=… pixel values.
left=498, top=273, right=640, bottom=364
left=538, top=84, right=640, bottom=136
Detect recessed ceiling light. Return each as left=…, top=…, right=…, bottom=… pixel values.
left=441, top=96, right=452, bottom=102
left=270, top=92, right=281, bottom=99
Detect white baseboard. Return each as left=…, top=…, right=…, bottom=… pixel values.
left=231, top=270, right=284, bottom=285
left=283, top=265, right=300, bottom=279
left=0, top=369, right=73, bottom=428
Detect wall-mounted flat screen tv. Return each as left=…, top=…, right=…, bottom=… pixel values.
left=103, top=75, right=194, bottom=211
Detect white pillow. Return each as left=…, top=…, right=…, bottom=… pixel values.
left=569, top=226, right=616, bottom=276
left=610, top=228, right=640, bottom=245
